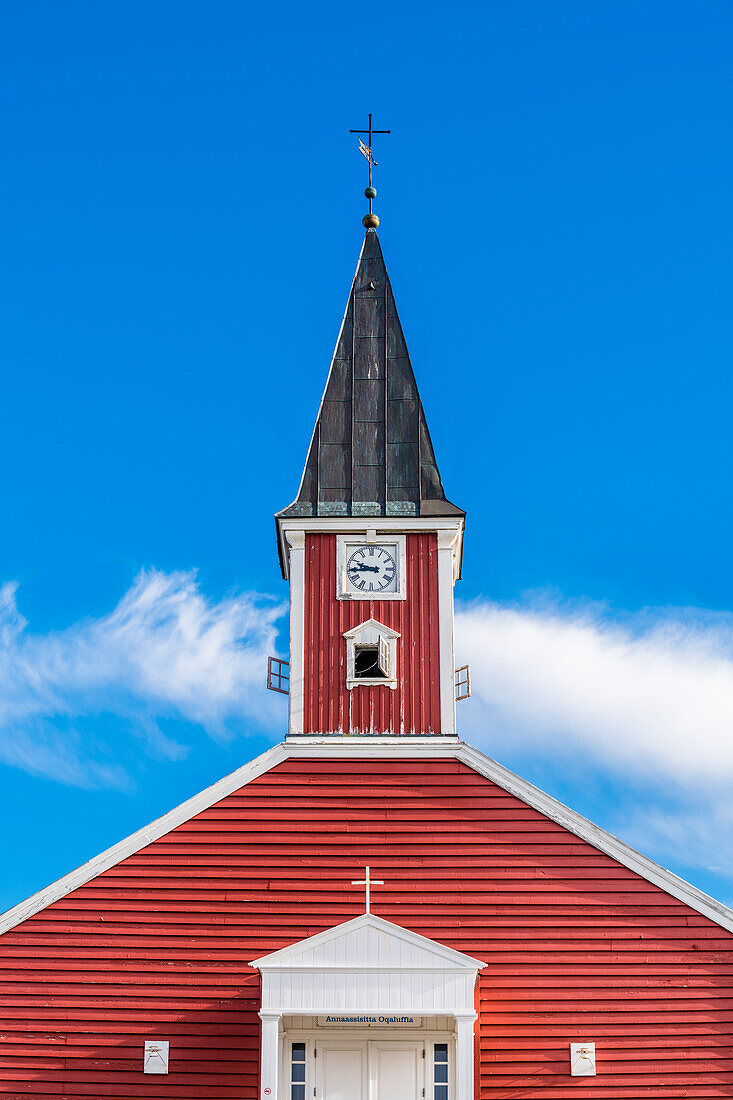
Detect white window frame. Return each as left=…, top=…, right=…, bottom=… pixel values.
left=431, top=1037, right=450, bottom=1100
left=343, top=619, right=401, bottom=690
left=336, top=534, right=407, bottom=601
left=287, top=1037, right=308, bottom=1100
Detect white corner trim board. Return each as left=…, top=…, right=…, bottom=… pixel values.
left=2, top=737, right=733, bottom=936
left=285, top=530, right=306, bottom=736
left=436, top=529, right=458, bottom=737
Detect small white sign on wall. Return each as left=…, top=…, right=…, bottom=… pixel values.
left=144, top=1040, right=170, bottom=1074
left=570, top=1042, right=596, bottom=1076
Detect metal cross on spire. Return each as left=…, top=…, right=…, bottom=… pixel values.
left=349, top=113, right=390, bottom=229
left=351, top=865, right=384, bottom=914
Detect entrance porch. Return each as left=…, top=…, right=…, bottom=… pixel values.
left=250, top=914, right=485, bottom=1100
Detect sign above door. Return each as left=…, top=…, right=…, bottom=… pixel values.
left=316, top=1015, right=422, bottom=1028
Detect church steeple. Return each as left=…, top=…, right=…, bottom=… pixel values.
left=278, top=229, right=463, bottom=522
left=276, top=226, right=464, bottom=740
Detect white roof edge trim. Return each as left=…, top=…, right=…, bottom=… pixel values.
left=281, top=740, right=733, bottom=935
left=343, top=618, right=401, bottom=640
left=250, top=913, right=486, bottom=970
left=281, top=738, right=461, bottom=751
left=276, top=517, right=466, bottom=583
left=2, top=736, right=733, bottom=937
left=0, top=742, right=288, bottom=935
left=457, top=742, right=733, bottom=935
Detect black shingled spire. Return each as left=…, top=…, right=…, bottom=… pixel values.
left=278, top=230, right=463, bottom=521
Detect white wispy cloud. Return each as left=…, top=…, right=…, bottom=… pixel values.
left=456, top=595, right=733, bottom=878
left=3, top=573, right=732, bottom=885
left=0, top=571, right=283, bottom=787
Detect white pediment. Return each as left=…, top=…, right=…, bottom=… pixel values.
left=250, top=915, right=484, bottom=1016
left=342, top=618, right=401, bottom=642
left=251, top=914, right=484, bottom=972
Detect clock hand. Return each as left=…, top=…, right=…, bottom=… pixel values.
left=350, top=563, right=380, bottom=573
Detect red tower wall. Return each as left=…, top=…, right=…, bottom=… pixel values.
left=302, top=532, right=442, bottom=735
left=1, top=757, right=732, bottom=1099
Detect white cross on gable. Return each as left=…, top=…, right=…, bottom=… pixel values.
left=351, top=866, right=384, bottom=914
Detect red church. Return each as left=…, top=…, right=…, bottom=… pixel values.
left=2, top=219, right=733, bottom=1100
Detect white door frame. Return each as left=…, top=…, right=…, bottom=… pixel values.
left=279, top=1029, right=461, bottom=1100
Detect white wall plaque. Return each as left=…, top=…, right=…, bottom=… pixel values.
left=570, top=1042, right=596, bottom=1076
left=144, top=1039, right=169, bottom=1074
left=317, top=1015, right=422, bottom=1028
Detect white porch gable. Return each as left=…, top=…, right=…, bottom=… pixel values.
left=250, top=914, right=485, bottom=1100
left=250, top=912, right=484, bottom=1015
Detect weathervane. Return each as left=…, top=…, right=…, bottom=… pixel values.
left=351, top=865, right=384, bottom=914
left=349, top=114, right=390, bottom=229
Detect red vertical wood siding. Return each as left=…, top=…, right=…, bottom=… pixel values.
left=303, top=533, right=441, bottom=736
left=2, top=757, right=732, bottom=1098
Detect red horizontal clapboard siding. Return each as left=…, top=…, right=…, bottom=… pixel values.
left=303, top=533, right=441, bottom=735
left=1, top=757, right=732, bottom=1099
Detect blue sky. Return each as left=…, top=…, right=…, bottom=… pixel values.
left=2, top=1, right=733, bottom=914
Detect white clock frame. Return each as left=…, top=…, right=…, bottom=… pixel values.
left=336, top=534, right=407, bottom=601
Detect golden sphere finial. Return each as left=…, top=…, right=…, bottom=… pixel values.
left=362, top=212, right=380, bottom=229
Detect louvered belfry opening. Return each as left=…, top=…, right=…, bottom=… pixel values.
left=278, top=230, right=463, bottom=521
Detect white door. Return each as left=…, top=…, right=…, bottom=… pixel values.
left=317, top=1042, right=368, bottom=1100
left=370, top=1042, right=424, bottom=1100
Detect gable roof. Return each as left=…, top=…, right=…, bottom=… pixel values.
left=250, top=912, right=485, bottom=971
left=2, top=737, right=733, bottom=936
left=343, top=617, right=401, bottom=640
left=276, top=230, right=463, bottom=522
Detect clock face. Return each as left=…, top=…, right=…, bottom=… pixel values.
left=346, top=544, right=398, bottom=594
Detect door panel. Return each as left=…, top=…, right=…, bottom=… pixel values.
left=320, top=1045, right=366, bottom=1100
left=371, top=1043, right=422, bottom=1100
